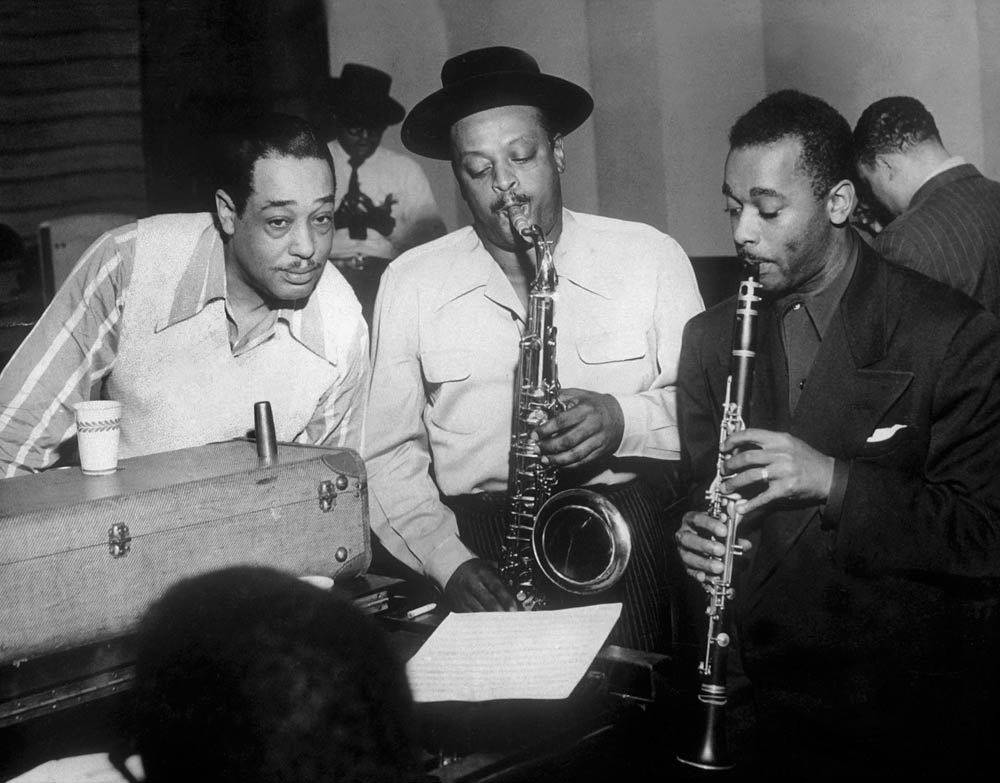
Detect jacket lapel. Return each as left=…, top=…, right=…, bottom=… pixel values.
left=744, top=246, right=913, bottom=601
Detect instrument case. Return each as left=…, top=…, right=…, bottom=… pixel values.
left=0, top=440, right=369, bottom=726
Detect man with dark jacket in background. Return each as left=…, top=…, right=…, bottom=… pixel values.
left=854, top=95, right=1000, bottom=314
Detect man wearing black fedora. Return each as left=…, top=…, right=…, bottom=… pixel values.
left=363, top=47, right=703, bottom=652
left=315, top=63, right=446, bottom=324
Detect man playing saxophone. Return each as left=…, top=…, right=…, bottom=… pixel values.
left=675, top=90, right=1000, bottom=778
left=363, top=46, right=703, bottom=652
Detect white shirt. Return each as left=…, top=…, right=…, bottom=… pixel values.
left=362, top=209, right=704, bottom=586
left=327, top=139, right=445, bottom=260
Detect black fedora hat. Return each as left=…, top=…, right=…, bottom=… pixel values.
left=320, top=63, right=405, bottom=128
left=401, top=46, right=593, bottom=160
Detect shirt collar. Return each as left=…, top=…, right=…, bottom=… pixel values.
left=160, top=221, right=227, bottom=329
left=432, top=209, right=614, bottom=313
left=551, top=210, right=615, bottom=299
left=776, top=231, right=859, bottom=339
left=156, top=219, right=333, bottom=363
left=329, top=138, right=349, bottom=164
left=914, top=155, right=966, bottom=194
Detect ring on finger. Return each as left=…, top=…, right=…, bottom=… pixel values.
left=761, top=467, right=770, bottom=482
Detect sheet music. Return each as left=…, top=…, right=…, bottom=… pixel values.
left=405, top=603, right=622, bottom=702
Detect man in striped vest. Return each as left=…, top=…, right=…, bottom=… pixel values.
left=0, top=113, right=368, bottom=477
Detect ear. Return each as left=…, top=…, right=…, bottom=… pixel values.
left=826, top=178, right=856, bottom=226
left=215, top=189, right=237, bottom=237
left=551, top=134, right=566, bottom=174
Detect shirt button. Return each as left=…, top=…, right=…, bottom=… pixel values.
left=799, top=380, right=806, bottom=389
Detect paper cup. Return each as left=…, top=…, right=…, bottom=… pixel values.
left=75, top=400, right=122, bottom=475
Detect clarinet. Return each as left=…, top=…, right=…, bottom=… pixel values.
left=678, top=268, right=762, bottom=771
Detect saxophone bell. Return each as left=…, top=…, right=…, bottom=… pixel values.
left=532, top=488, right=632, bottom=595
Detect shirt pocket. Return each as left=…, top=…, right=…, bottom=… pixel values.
left=422, top=350, right=478, bottom=434
left=575, top=330, right=647, bottom=364
left=571, top=329, right=652, bottom=392
left=422, top=349, right=472, bottom=384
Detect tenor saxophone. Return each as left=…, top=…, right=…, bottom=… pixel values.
left=678, top=268, right=762, bottom=770
left=499, top=194, right=632, bottom=611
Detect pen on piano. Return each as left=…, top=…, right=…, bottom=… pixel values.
left=406, top=602, right=437, bottom=619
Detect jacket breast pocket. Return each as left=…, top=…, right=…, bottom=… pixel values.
left=855, top=423, right=915, bottom=462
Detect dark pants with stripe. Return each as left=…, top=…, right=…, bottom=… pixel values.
left=443, top=478, right=681, bottom=653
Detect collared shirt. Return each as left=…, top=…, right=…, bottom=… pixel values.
left=363, top=209, right=705, bottom=586
left=327, top=139, right=445, bottom=260
left=0, top=215, right=369, bottom=477
left=777, top=236, right=859, bottom=412
left=912, top=155, right=966, bottom=199
left=775, top=233, right=859, bottom=524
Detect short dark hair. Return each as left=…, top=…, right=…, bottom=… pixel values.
left=215, top=113, right=334, bottom=216
left=853, top=96, right=942, bottom=168
left=134, top=566, right=417, bottom=783
left=728, top=89, right=854, bottom=200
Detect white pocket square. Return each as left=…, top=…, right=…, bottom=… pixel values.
left=866, top=424, right=907, bottom=443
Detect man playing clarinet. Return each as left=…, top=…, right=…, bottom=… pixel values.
left=676, top=90, right=1000, bottom=779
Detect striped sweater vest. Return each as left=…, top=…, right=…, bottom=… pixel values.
left=106, top=213, right=337, bottom=458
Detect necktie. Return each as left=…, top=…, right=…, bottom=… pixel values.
left=346, top=156, right=362, bottom=202
left=336, top=158, right=367, bottom=239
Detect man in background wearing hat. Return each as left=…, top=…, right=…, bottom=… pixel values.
left=363, top=47, right=704, bottom=652
left=316, top=63, right=446, bottom=325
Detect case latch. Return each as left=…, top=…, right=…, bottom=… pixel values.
left=108, top=523, right=132, bottom=559
left=318, top=474, right=351, bottom=512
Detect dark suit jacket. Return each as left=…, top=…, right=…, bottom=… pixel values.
left=678, top=241, right=1000, bottom=770
left=875, top=163, right=1000, bottom=315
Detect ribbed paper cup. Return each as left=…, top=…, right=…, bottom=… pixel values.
left=74, top=400, right=122, bottom=475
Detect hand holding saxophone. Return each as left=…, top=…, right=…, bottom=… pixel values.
left=719, top=428, right=835, bottom=515
left=534, top=388, right=624, bottom=468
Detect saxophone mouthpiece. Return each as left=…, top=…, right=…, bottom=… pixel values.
left=500, top=193, right=534, bottom=239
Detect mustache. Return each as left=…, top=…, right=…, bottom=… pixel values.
left=736, top=250, right=766, bottom=267
left=492, top=194, right=529, bottom=214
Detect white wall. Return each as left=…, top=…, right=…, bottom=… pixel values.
left=654, top=0, right=766, bottom=255
left=763, top=0, right=986, bottom=175
left=323, top=0, right=996, bottom=256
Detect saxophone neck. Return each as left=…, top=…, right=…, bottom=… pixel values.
left=500, top=194, right=559, bottom=292
left=532, top=235, right=557, bottom=293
